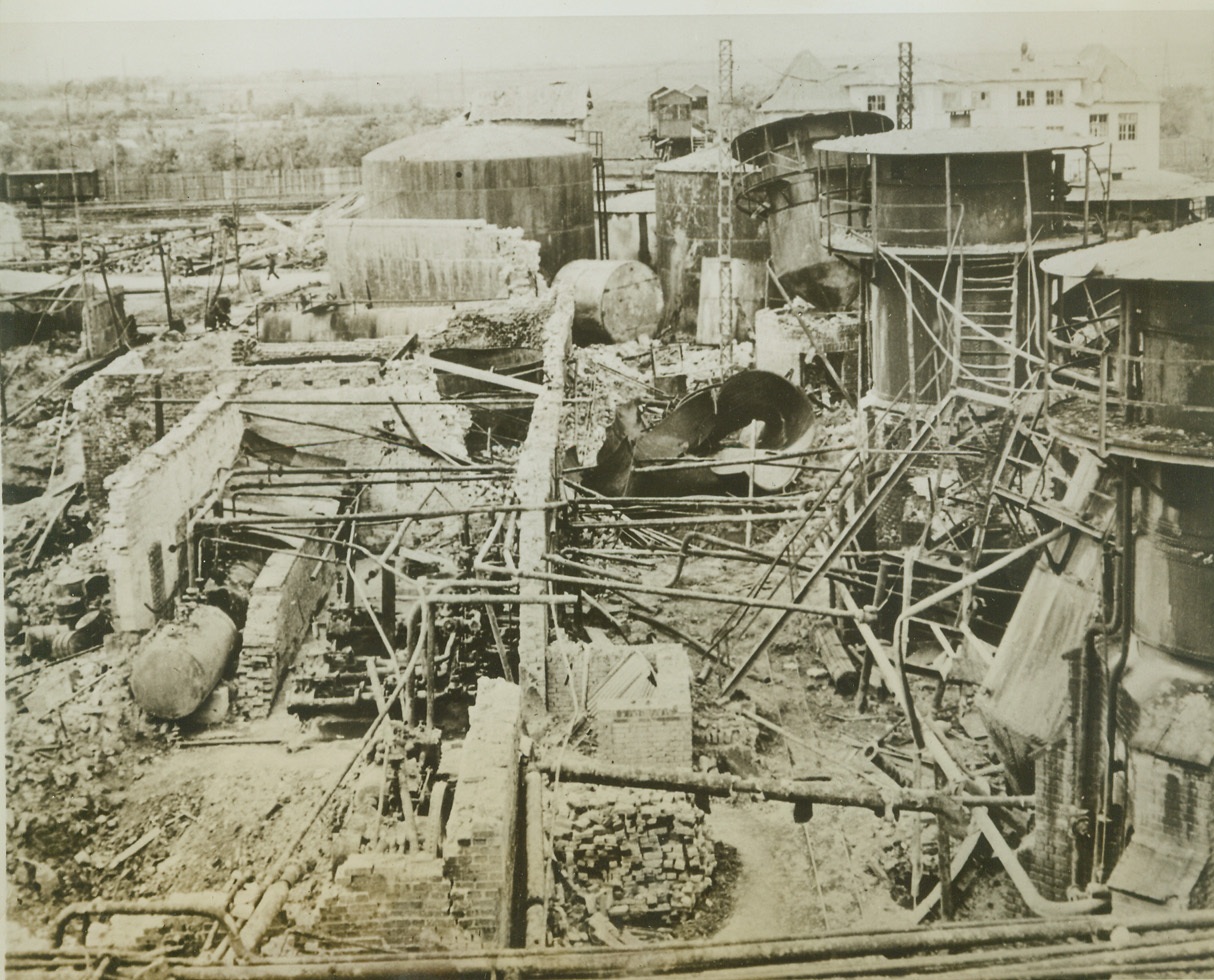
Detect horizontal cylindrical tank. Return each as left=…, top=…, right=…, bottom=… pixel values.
left=1134, top=462, right=1214, bottom=665
left=130, top=604, right=238, bottom=719
left=655, top=147, right=769, bottom=334
left=552, top=259, right=663, bottom=344
left=361, top=125, right=596, bottom=281
left=1134, top=281, right=1214, bottom=435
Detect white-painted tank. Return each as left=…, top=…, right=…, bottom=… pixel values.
left=552, top=259, right=663, bottom=344
left=129, top=605, right=238, bottom=719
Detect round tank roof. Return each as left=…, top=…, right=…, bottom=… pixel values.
left=1039, top=219, right=1214, bottom=283
left=816, top=127, right=1099, bottom=157
left=363, top=123, right=591, bottom=164
left=654, top=145, right=757, bottom=174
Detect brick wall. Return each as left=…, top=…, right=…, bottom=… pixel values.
left=103, top=388, right=244, bottom=632
left=1030, top=641, right=1110, bottom=900
left=443, top=677, right=522, bottom=944
left=596, top=646, right=693, bottom=770
left=314, top=853, right=472, bottom=951
left=237, top=535, right=338, bottom=718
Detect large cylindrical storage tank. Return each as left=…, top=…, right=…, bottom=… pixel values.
left=733, top=111, right=892, bottom=309
left=130, top=605, right=238, bottom=719
left=1134, top=281, right=1214, bottom=435
left=871, top=151, right=1053, bottom=248
left=870, top=259, right=953, bottom=405
left=361, top=125, right=596, bottom=281
left=655, top=147, right=768, bottom=334
left=552, top=259, right=663, bottom=344
left=1133, top=463, right=1214, bottom=667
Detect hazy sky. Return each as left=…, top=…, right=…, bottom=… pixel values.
left=1, top=1, right=1211, bottom=88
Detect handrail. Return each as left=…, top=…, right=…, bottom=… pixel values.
left=824, top=198, right=1102, bottom=248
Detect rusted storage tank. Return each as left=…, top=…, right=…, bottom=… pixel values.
left=552, top=259, right=663, bottom=344
left=1135, top=280, right=1214, bottom=434
left=654, top=147, right=768, bottom=334
left=361, top=124, right=596, bottom=281
left=732, top=110, right=892, bottom=308
left=1135, top=462, right=1214, bottom=665
left=129, top=605, right=238, bottom=719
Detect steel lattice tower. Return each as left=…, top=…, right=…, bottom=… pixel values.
left=897, top=42, right=914, bottom=130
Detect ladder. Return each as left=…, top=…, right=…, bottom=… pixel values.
left=956, top=254, right=1018, bottom=396
left=993, top=396, right=1117, bottom=538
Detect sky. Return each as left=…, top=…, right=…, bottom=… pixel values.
left=0, top=1, right=1211, bottom=89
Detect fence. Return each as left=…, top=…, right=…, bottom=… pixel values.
left=100, top=166, right=363, bottom=204
left=1160, top=138, right=1214, bottom=179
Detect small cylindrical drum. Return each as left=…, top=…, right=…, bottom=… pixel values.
left=25, top=625, right=69, bottom=660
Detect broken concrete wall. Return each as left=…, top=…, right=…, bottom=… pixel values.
left=444, top=677, right=522, bottom=945
left=512, top=292, right=573, bottom=719
left=754, top=307, right=860, bottom=386
left=325, top=218, right=540, bottom=305
left=103, top=386, right=243, bottom=632
left=237, top=536, right=337, bottom=718
left=81, top=286, right=127, bottom=359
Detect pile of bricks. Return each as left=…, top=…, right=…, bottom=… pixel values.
left=550, top=786, right=715, bottom=925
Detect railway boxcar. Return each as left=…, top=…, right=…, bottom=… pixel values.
left=1, top=169, right=101, bottom=204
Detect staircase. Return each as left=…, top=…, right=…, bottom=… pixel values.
left=993, top=398, right=1117, bottom=538
left=956, top=254, right=1019, bottom=398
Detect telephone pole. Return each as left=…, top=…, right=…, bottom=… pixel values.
left=717, top=38, right=736, bottom=345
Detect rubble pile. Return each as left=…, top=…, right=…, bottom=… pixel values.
left=5, top=638, right=164, bottom=920
left=549, top=785, right=716, bottom=930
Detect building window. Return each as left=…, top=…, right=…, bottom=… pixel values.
left=868, top=94, right=886, bottom=112
left=1017, top=89, right=1036, bottom=107
left=1090, top=113, right=1108, bottom=138
left=950, top=111, right=972, bottom=129
left=1046, top=88, right=1064, bottom=106
left=1119, top=112, right=1138, bottom=141
left=977, top=90, right=990, bottom=105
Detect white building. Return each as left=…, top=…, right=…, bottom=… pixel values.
left=758, top=45, right=1160, bottom=176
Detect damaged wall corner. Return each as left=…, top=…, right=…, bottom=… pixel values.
left=102, top=384, right=243, bottom=633
left=443, top=677, right=523, bottom=945
left=237, top=532, right=339, bottom=719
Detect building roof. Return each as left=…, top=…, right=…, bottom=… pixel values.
left=816, top=127, right=1098, bottom=157
left=363, top=123, right=591, bottom=164
left=654, top=144, right=757, bottom=174
left=466, top=81, right=591, bottom=125
left=756, top=44, right=1158, bottom=118
left=605, top=189, right=655, bottom=214
left=1077, top=45, right=1160, bottom=104
left=755, top=50, right=857, bottom=116
left=1067, top=169, right=1214, bottom=204
left=1040, top=219, right=1214, bottom=282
